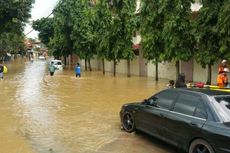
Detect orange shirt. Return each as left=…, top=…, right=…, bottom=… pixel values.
left=217, top=73, right=228, bottom=87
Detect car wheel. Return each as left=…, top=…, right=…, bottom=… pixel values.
left=189, top=139, right=215, bottom=153
left=122, top=112, right=135, bottom=133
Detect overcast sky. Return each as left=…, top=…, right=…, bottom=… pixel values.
left=24, top=0, right=59, bottom=39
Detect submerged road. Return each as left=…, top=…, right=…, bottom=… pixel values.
left=0, top=58, right=184, bottom=153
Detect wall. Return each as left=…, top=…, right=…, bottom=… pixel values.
left=90, top=57, right=100, bottom=70
left=147, top=61, right=177, bottom=80
left=80, top=56, right=221, bottom=85
left=193, top=60, right=219, bottom=84
left=103, top=58, right=139, bottom=76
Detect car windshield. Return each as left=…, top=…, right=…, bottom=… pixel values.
left=214, top=96, right=230, bottom=122
left=51, top=60, right=61, bottom=65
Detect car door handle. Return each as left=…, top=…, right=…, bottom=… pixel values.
left=189, top=122, right=198, bottom=128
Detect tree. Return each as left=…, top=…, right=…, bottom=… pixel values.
left=51, top=0, right=75, bottom=64
left=0, top=0, right=34, bottom=33
left=71, top=0, right=98, bottom=71
left=32, top=18, right=54, bottom=46
left=95, top=0, right=113, bottom=74
left=106, top=0, right=137, bottom=76
left=218, top=1, right=230, bottom=59
left=195, top=0, right=224, bottom=84
left=140, top=0, right=165, bottom=81
left=162, top=0, right=195, bottom=79
left=0, top=32, right=24, bottom=59
left=0, top=0, right=34, bottom=61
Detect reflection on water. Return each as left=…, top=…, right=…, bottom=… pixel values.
left=0, top=58, right=180, bottom=153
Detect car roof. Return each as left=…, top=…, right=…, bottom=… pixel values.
left=51, top=59, right=61, bottom=61
left=170, top=88, right=230, bottom=96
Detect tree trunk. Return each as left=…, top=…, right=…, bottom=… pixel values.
left=127, top=59, right=131, bottom=77
left=176, top=60, right=180, bottom=80
left=206, top=64, right=212, bottom=85
left=85, top=58, right=87, bottom=71
left=88, top=59, right=92, bottom=71
left=113, top=59, right=116, bottom=76
left=64, top=55, right=67, bottom=65
left=70, top=53, right=73, bottom=65
left=102, top=59, right=105, bottom=75
left=155, top=62, right=158, bottom=81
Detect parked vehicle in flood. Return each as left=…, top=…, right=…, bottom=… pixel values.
left=120, top=88, right=230, bottom=153
left=49, top=59, right=64, bottom=70
left=38, top=55, right=46, bottom=60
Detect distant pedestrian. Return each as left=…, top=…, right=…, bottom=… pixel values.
left=75, top=63, right=81, bottom=77
left=175, top=73, right=187, bottom=88
left=30, top=54, right=34, bottom=63
left=48, top=61, right=57, bottom=76
left=167, top=80, right=175, bottom=88
left=0, top=64, right=4, bottom=79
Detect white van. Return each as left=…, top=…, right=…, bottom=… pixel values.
left=49, top=60, right=64, bottom=70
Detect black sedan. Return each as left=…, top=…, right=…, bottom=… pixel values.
left=120, top=88, right=230, bottom=153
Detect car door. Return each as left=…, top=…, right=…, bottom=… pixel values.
left=164, top=92, right=207, bottom=148
left=136, top=90, right=178, bottom=140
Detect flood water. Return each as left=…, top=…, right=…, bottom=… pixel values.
left=0, top=58, right=183, bottom=153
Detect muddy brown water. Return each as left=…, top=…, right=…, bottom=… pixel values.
left=0, top=58, right=184, bottom=153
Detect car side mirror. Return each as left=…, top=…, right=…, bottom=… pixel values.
left=149, top=99, right=158, bottom=107
left=143, top=98, right=158, bottom=107
left=143, top=99, right=148, bottom=104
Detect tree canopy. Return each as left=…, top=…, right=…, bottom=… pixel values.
left=218, top=0, right=230, bottom=59
left=32, top=18, right=54, bottom=46
left=33, top=0, right=137, bottom=74
left=0, top=0, right=34, bottom=60
left=32, top=0, right=230, bottom=82
left=140, top=0, right=194, bottom=78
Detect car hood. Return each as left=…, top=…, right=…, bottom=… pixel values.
left=122, top=102, right=141, bottom=108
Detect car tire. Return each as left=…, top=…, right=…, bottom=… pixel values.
left=121, top=112, right=135, bottom=133
left=189, top=139, right=215, bottom=153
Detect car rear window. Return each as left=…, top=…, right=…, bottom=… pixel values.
left=214, top=96, right=230, bottom=122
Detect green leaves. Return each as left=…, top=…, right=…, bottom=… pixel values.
left=162, top=0, right=194, bottom=62
left=140, top=0, right=164, bottom=63
left=32, top=18, right=54, bottom=46
left=218, top=1, right=230, bottom=59
left=0, top=0, right=34, bottom=59
left=195, top=1, right=222, bottom=66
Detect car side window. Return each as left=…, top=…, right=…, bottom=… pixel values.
left=173, top=93, right=200, bottom=116
left=148, top=90, right=178, bottom=110
left=194, top=101, right=207, bottom=119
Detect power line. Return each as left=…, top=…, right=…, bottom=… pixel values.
left=25, top=0, right=62, bottom=37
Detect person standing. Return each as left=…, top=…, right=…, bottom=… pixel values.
left=217, top=60, right=229, bottom=87
left=48, top=61, right=56, bottom=76
left=75, top=63, right=81, bottom=77
left=175, top=73, right=187, bottom=88
left=218, top=59, right=228, bottom=74
left=0, top=64, right=4, bottom=79
left=217, top=68, right=229, bottom=87
left=167, top=80, right=175, bottom=88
